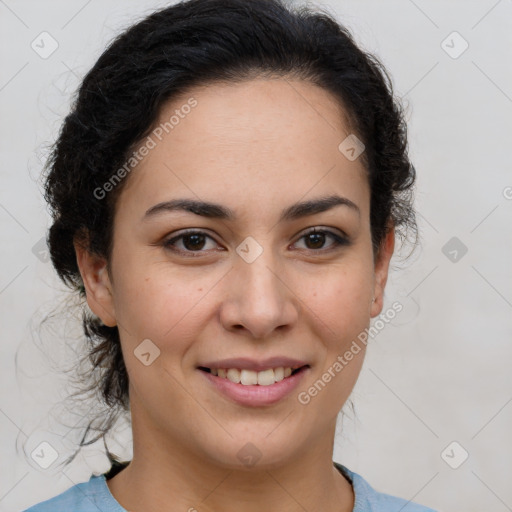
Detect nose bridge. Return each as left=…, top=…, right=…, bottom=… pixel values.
left=241, top=250, right=281, bottom=306
left=222, top=238, right=297, bottom=337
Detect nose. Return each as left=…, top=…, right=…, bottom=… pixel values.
left=219, top=248, right=299, bottom=339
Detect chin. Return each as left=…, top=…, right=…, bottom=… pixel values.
left=198, top=428, right=305, bottom=471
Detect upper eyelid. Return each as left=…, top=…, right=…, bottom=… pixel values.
left=301, top=226, right=349, bottom=239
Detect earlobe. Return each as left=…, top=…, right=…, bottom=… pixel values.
left=74, top=239, right=117, bottom=327
left=370, top=225, right=395, bottom=318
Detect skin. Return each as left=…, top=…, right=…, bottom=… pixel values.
left=74, top=77, right=395, bottom=512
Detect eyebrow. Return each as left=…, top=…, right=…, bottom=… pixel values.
left=143, top=194, right=360, bottom=223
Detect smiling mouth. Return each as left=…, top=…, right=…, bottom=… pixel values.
left=198, top=365, right=309, bottom=386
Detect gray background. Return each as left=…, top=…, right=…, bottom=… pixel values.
left=1, top=1, right=511, bottom=511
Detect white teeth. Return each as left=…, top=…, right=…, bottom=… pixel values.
left=274, top=367, right=284, bottom=382
left=227, top=368, right=241, bottom=383
left=209, top=366, right=302, bottom=385
left=241, top=369, right=258, bottom=385
left=257, top=369, right=274, bottom=386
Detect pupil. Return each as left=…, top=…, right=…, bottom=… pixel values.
left=307, top=232, right=324, bottom=249
left=184, top=234, right=205, bottom=250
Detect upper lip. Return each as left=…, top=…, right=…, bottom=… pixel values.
left=197, top=357, right=310, bottom=372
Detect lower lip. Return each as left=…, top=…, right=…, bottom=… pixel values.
left=199, top=367, right=309, bottom=407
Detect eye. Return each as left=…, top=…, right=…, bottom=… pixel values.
left=163, top=229, right=221, bottom=256
left=162, top=227, right=350, bottom=257
left=292, top=227, right=350, bottom=252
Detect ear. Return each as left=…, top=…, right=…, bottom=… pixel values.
left=370, top=224, right=395, bottom=318
left=73, top=238, right=117, bottom=327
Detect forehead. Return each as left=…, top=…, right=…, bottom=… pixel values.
left=117, top=77, right=369, bottom=220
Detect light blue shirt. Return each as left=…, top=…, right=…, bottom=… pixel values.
left=21, top=462, right=437, bottom=511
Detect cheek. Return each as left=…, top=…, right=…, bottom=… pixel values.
left=113, top=274, right=209, bottom=396
left=299, top=260, right=374, bottom=341
left=296, top=266, right=371, bottom=414
left=111, top=258, right=219, bottom=351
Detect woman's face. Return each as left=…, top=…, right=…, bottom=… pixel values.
left=76, top=77, right=394, bottom=469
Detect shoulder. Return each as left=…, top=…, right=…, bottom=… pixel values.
left=21, top=474, right=126, bottom=512
left=335, top=462, right=438, bottom=512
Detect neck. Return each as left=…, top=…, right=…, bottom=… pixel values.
left=106, top=407, right=354, bottom=512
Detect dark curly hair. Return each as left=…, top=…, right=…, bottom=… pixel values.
left=37, top=0, right=417, bottom=468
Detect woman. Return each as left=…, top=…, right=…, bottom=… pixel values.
left=22, top=0, right=437, bottom=510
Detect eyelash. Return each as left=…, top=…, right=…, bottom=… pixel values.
left=162, top=227, right=350, bottom=257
